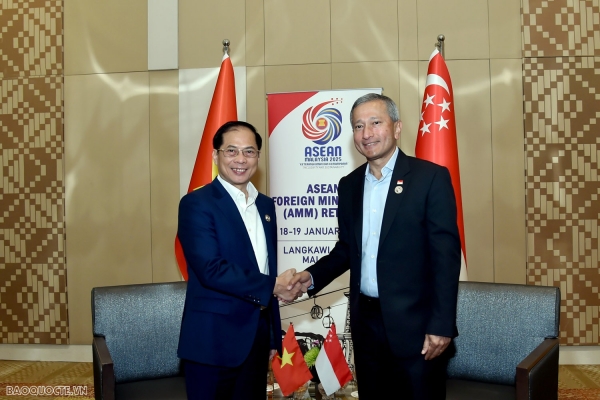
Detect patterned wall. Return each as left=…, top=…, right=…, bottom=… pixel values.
left=1, top=0, right=598, bottom=347
left=523, top=0, right=600, bottom=345
left=0, top=1, right=67, bottom=344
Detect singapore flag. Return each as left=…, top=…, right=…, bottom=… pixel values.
left=415, top=48, right=468, bottom=281
left=315, top=324, right=353, bottom=395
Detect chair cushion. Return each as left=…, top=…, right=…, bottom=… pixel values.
left=447, top=281, right=559, bottom=385
left=115, top=376, right=187, bottom=400
left=92, top=281, right=187, bottom=383
left=446, top=379, right=515, bottom=400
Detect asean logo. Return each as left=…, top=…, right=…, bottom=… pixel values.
left=302, top=99, right=343, bottom=145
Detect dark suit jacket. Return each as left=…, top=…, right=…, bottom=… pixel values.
left=177, top=178, right=282, bottom=367
left=307, top=148, right=461, bottom=358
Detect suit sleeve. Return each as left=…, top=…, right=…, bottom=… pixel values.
left=306, top=175, right=353, bottom=294
left=425, top=167, right=461, bottom=337
left=178, top=192, right=276, bottom=307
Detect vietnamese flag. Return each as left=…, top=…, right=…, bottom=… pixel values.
left=415, top=48, right=468, bottom=281
left=315, top=324, right=352, bottom=396
left=175, top=52, right=237, bottom=280
left=272, top=324, right=313, bottom=396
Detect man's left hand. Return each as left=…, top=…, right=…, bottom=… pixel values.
left=421, top=334, right=451, bottom=360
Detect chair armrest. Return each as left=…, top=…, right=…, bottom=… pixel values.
left=516, top=338, right=559, bottom=400
left=93, top=336, right=115, bottom=400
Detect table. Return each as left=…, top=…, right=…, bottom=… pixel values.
left=268, top=381, right=358, bottom=399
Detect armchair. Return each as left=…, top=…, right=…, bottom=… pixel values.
left=91, top=281, right=187, bottom=400
left=446, top=281, right=560, bottom=400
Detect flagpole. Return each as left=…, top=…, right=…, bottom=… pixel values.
left=436, top=34, right=445, bottom=58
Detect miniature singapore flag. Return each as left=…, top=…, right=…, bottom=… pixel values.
left=315, top=324, right=353, bottom=395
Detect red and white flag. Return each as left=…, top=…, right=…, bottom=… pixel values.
left=175, top=53, right=238, bottom=280
left=315, top=324, right=352, bottom=396
left=415, top=48, right=468, bottom=281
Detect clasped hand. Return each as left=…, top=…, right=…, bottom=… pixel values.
left=273, top=269, right=309, bottom=302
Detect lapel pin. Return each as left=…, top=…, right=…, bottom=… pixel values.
left=395, top=179, right=404, bottom=194
left=265, top=214, right=271, bottom=222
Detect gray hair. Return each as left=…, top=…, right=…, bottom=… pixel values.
left=350, top=93, right=400, bottom=123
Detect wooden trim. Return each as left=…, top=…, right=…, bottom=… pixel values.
left=516, top=338, right=559, bottom=400
left=93, top=336, right=115, bottom=400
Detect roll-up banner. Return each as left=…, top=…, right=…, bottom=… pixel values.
left=267, top=88, right=382, bottom=334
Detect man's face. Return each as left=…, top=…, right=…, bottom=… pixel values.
left=351, top=100, right=402, bottom=163
left=212, top=127, right=259, bottom=193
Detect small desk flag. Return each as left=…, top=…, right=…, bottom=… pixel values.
left=315, top=323, right=352, bottom=395
left=272, top=324, right=313, bottom=396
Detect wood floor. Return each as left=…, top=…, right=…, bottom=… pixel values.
left=0, top=361, right=599, bottom=399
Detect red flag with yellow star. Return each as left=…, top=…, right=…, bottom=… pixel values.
left=174, top=52, right=237, bottom=280
left=272, top=324, right=313, bottom=396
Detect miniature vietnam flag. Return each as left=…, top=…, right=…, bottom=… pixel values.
left=272, top=323, right=313, bottom=396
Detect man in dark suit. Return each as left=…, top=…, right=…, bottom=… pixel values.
left=290, top=94, right=461, bottom=399
left=177, top=121, right=303, bottom=400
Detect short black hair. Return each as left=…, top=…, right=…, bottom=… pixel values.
left=212, top=121, right=263, bottom=150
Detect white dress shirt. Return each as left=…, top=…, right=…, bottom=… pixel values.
left=218, top=176, right=269, bottom=275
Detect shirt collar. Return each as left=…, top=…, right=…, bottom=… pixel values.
left=217, top=176, right=259, bottom=204
left=364, top=147, right=399, bottom=180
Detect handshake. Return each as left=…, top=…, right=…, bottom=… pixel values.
left=273, top=269, right=312, bottom=302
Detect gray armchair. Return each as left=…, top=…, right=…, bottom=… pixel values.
left=446, top=281, right=560, bottom=400
left=92, top=281, right=187, bottom=400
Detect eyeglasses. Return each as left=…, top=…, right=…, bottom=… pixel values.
left=217, top=147, right=260, bottom=158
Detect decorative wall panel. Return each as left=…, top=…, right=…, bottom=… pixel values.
left=523, top=0, right=600, bottom=345
left=0, top=0, right=63, bottom=79
left=523, top=0, right=600, bottom=58
left=0, top=1, right=66, bottom=344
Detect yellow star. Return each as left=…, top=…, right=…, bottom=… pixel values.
left=278, top=347, right=295, bottom=368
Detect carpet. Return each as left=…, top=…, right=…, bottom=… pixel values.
left=558, top=364, right=600, bottom=400
left=558, top=388, right=600, bottom=399
left=0, top=361, right=94, bottom=400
